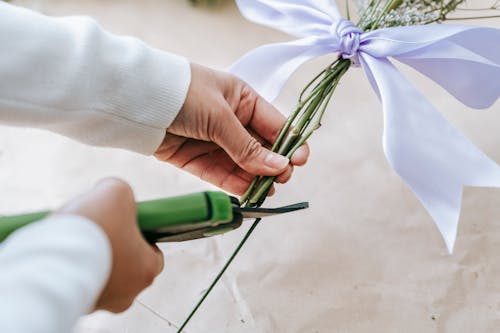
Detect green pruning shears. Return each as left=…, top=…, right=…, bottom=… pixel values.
left=0, top=191, right=309, bottom=243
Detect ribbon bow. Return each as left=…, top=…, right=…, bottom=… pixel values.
left=230, top=0, right=500, bottom=252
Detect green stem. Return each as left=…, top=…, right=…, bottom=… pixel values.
left=299, top=59, right=339, bottom=102
left=246, top=59, right=350, bottom=206
left=358, top=0, right=379, bottom=28
left=287, top=78, right=343, bottom=166
left=370, top=0, right=401, bottom=29
left=176, top=219, right=262, bottom=333
left=248, top=62, right=350, bottom=206
left=293, top=95, right=323, bottom=134
left=287, top=130, right=315, bottom=159
left=249, top=176, right=275, bottom=205
left=269, top=67, right=334, bottom=156
left=299, top=86, right=332, bottom=136
left=301, top=60, right=349, bottom=133
left=299, top=68, right=328, bottom=102
left=240, top=177, right=259, bottom=204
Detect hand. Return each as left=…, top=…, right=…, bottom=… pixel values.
left=56, top=178, right=164, bottom=313
left=154, top=63, right=310, bottom=195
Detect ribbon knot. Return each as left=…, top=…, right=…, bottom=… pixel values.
left=332, top=19, right=363, bottom=65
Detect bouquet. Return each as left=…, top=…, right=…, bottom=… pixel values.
left=177, top=1, right=500, bottom=331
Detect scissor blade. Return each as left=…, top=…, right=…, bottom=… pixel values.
left=236, top=202, right=309, bottom=219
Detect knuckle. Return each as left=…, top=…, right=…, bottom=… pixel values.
left=142, top=270, right=157, bottom=288
left=117, top=299, right=134, bottom=313
left=208, top=105, right=232, bottom=143
left=100, top=177, right=130, bottom=192
left=106, top=178, right=134, bottom=202
left=206, top=117, right=219, bottom=143
left=107, top=298, right=134, bottom=314
left=224, top=72, right=245, bottom=92
left=240, top=83, right=255, bottom=99
left=142, top=256, right=161, bottom=287
left=277, top=166, right=293, bottom=183
left=238, top=85, right=258, bottom=114
left=237, top=137, right=262, bottom=166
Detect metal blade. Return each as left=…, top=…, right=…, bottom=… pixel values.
left=235, top=202, right=309, bottom=219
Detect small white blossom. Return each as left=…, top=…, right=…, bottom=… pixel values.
left=354, top=0, right=370, bottom=13
left=355, top=0, right=467, bottom=29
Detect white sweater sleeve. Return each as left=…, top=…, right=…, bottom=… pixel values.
left=0, top=2, right=191, bottom=154
left=0, top=215, right=112, bottom=333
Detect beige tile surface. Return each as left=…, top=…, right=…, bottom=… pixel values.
left=2, top=1, right=500, bottom=332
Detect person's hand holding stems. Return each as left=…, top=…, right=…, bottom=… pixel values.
left=154, top=63, right=310, bottom=197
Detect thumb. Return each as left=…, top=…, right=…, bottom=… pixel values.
left=215, top=111, right=289, bottom=175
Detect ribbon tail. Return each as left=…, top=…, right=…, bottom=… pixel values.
left=229, top=38, right=333, bottom=101
left=360, top=53, right=500, bottom=253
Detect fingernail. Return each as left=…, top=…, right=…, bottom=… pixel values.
left=264, top=152, right=289, bottom=169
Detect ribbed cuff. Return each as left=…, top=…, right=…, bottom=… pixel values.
left=94, top=34, right=192, bottom=154
left=103, top=50, right=191, bottom=130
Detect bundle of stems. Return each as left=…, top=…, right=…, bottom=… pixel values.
left=241, top=58, right=351, bottom=207
left=177, top=1, right=499, bottom=331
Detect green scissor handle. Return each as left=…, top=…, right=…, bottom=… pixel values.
left=0, top=191, right=237, bottom=243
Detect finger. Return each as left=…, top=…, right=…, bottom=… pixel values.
left=248, top=124, right=308, bottom=167
left=136, top=245, right=165, bottom=291
left=246, top=128, right=272, bottom=149
left=231, top=167, right=255, bottom=183
left=163, top=139, right=219, bottom=168
left=165, top=138, right=257, bottom=193
left=95, top=178, right=135, bottom=201
left=182, top=153, right=255, bottom=195
left=268, top=185, right=276, bottom=196
left=95, top=178, right=137, bottom=223
left=247, top=94, right=287, bottom=144
left=248, top=93, right=310, bottom=166
left=276, top=165, right=294, bottom=184
left=290, top=145, right=310, bottom=166
left=214, top=107, right=289, bottom=176
left=58, top=177, right=136, bottom=221
left=149, top=245, right=165, bottom=277
left=247, top=129, right=297, bottom=186
left=211, top=150, right=255, bottom=183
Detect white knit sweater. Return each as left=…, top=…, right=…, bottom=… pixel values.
left=0, top=2, right=191, bottom=332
